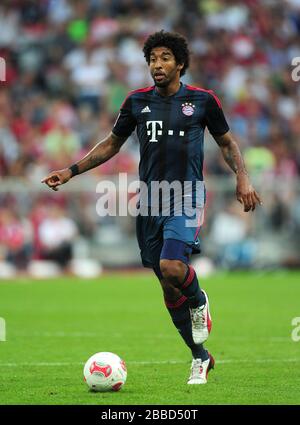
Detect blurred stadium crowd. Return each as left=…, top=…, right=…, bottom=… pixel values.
left=0, top=0, right=300, bottom=275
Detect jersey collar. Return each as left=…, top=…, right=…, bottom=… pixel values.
left=153, top=82, right=184, bottom=99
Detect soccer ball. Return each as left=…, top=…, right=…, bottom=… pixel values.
left=83, top=352, right=127, bottom=392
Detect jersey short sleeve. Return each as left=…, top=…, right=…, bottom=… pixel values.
left=112, top=95, right=137, bottom=138
left=204, top=91, right=230, bottom=136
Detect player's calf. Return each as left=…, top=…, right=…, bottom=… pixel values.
left=179, top=265, right=212, bottom=344
left=160, top=261, right=212, bottom=344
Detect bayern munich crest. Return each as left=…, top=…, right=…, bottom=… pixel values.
left=182, top=102, right=195, bottom=116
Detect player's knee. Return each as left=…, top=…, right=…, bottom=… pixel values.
left=159, top=259, right=186, bottom=284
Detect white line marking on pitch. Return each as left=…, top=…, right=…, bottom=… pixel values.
left=0, top=358, right=299, bottom=367
left=9, top=332, right=292, bottom=342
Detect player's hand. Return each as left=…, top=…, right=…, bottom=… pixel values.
left=41, top=168, right=72, bottom=191
left=236, top=173, right=262, bottom=212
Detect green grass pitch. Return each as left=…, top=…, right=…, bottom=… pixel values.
left=0, top=271, right=300, bottom=405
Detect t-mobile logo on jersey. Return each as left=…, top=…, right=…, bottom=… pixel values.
left=146, top=121, right=185, bottom=142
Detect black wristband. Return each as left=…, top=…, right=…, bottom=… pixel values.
left=68, top=164, right=79, bottom=177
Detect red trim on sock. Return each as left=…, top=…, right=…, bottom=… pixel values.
left=182, top=266, right=195, bottom=289
left=164, top=295, right=187, bottom=309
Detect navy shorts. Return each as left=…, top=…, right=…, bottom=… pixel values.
left=136, top=209, right=204, bottom=279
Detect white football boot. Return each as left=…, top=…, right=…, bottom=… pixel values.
left=187, top=353, right=215, bottom=385
left=190, top=289, right=212, bottom=344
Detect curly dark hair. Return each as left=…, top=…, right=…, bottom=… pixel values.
left=143, top=30, right=190, bottom=76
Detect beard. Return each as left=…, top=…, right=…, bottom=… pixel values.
left=152, top=67, right=178, bottom=88
left=153, top=77, right=169, bottom=88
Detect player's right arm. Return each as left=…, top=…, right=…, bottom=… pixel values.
left=41, top=132, right=127, bottom=191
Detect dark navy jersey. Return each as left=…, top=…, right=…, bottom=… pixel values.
left=113, top=83, right=229, bottom=209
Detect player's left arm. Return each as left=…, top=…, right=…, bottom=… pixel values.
left=214, top=131, right=262, bottom=212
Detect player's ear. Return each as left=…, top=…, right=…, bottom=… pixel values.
left=177, top=63, right=184, bottom=72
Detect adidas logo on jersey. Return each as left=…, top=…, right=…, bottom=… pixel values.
left=141, top=106, right=151, bottom=113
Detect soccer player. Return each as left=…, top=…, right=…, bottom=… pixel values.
left=42, top=30, right=262, bottom=384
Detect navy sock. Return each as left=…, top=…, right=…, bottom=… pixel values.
left=165, top=295, right=208, bottom=361
left=180, top=266, right=206, bottom=308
